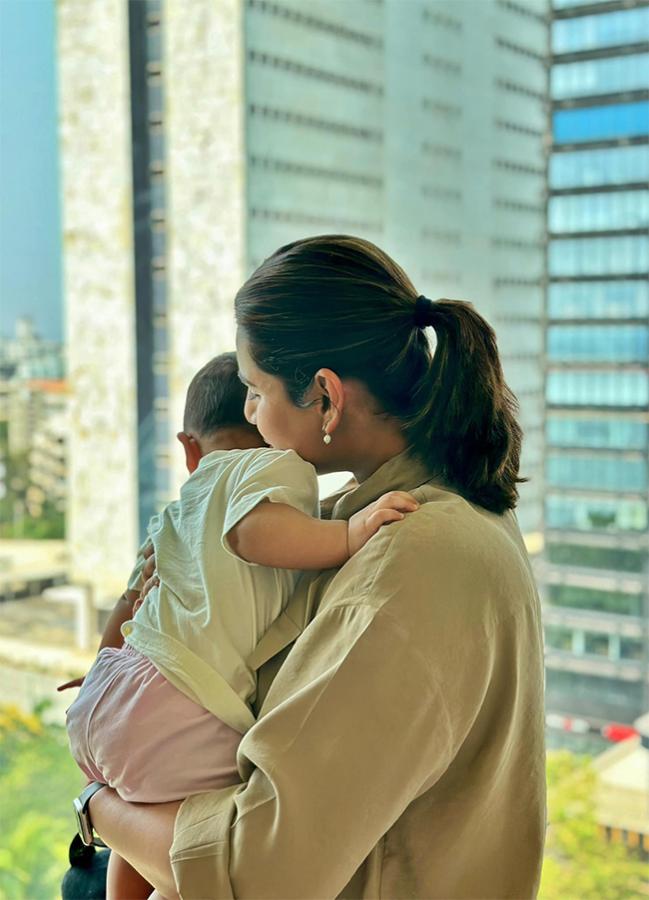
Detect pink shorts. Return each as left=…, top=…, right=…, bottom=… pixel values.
left=66, top=643, right=242, bottom=802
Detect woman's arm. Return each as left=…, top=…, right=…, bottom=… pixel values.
left=97, top=589, right=140, bottom=650
left=88, top=789, right=181, bottom=899
left=228, top=491, right=418, bottom=568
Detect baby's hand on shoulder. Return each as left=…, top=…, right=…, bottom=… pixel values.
left=347, top=491, right=419, bottom=557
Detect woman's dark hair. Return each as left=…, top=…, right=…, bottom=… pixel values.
left=183, top=351, right=252, bottom=436
left=235, top=235, right=526, bottom=513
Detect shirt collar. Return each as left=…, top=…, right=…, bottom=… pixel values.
left=331, top=450, right=436, bottom=520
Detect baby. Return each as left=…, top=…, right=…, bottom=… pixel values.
left=65, top=351, right=417, bottom=899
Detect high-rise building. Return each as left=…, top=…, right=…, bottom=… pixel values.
left=543, top=0, right=649, bottom=724
left=58, top=0, right=549, bottom=606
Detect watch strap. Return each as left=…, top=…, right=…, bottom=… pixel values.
left=79, top=780, right=107, bottom=812
left=77, top=781, right=108, bottom=847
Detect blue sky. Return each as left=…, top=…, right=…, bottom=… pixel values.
left=0, top=0, right=62, bottom=341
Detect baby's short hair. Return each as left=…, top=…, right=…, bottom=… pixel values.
left=183, top=352, right=249, bottom=437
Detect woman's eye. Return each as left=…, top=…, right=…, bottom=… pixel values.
left=247, top=388, right=260, bottom=401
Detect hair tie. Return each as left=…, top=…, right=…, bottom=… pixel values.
left=414, top=294, right=434, bottom=328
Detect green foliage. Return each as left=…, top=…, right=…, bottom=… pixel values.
left=0, top=704, right=84, bottom=900
left=0, top=710, right=646, bottom=899
left=539, top=750, right=647, bottom=900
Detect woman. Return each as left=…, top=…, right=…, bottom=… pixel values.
left=84, top=234, right=546, bottom=899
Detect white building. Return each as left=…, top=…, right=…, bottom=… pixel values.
left=58, top=0, right=548, bottom=605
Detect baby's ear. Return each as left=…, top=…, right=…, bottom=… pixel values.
left=177, top=431, right=202, bottom=473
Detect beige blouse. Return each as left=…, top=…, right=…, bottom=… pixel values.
left=170, top=451, right=547, bottom=899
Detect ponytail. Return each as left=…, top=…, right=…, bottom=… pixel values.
left=406, top=297, right=526, bottom=513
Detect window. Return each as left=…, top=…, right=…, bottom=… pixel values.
left=550, top=146, right=649, bottom=189
left=553, top=8, right=649, bottom=54
left=547, top=325, right=649, bottom=362
left=546, top=417, right=648, bottom=450
left=546, top=494, right=648, bottom=532
left=549, top=236, right=649, bottom=276
left=549, top=191, right=649, bottom=233
left=620, top=638, right=644, bottom=660
left=545, top=625, right=573, bottom=651
left=547, top=453, right=647, bottom=492
left=584, top=632, right=609, bottom=657
left=552, top=54, right=649, bottom=100
left=546, top=583, right=643, bottom=617
left=553, top=101, right=649, bottom=144
left=548, top=281, right=649, bottom=319
left=546, top=370, right=649, bottom=407
left=547, top=542, right=647, bottom=572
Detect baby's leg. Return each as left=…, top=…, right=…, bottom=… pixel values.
left=107, top=851, right=153, bottom=900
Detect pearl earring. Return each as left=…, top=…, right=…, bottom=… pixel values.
left=323, top=433, right=332, bottom=445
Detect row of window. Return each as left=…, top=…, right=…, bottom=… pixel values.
left=547, top=541, right=646, bottom=573
left=553, top=0, right=618, bottom=8
left=546, top=370, right=649, bottom=407
left=546, top=494, right=647, bottom=533
left=249, top=103, right=383, bottom=142
left=553, top=101, right=649, bottom=144
left=495, top=35, right=546, bottom=64
left=550, top=145, right=649, bottom=189
left=547, top=454, right=647, bottom=493
left=545, top=669, right=643, bottom=723
left=421, top=8, right=462, bottom=32
left=498, top=0, right=547, bottom=26
left=246, top=0, right=383, bottom=49
left=250, top=206, right=382, bottom=232
left=549, top=189, right=649, bottom=233
left=546, top=417, right=648, bottom=451
left=551, top=53, right=649, bottom=101
left=549, top=236, right=649, bottom=276
left=552, top=8, right=649, bottom=54
left=249, top=155, right=383, bottom=188
left=546, top=583, right=643, bottom=617
left=545, top=626, right=644, bottom=662
left=548, top=281, right=649, bottom=320
left=247, top=49, right=383, bottom=95
left=547, top=325, right=649, bottom=363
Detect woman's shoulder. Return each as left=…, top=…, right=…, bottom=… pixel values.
left=324, top=485, right=538, bottom=633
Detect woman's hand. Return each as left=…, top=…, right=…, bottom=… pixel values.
left=133, top=551, right=159, bottom=613
left=347, top=491, right=418, bottom=557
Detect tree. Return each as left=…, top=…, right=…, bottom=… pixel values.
left=0, top=703, right=84, bottom=899
left=540, top=750, right=647, bottom=900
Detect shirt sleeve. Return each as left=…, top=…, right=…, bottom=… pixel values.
left=221, top=449, right=319, bottom=562
left=169, top=572, right=497, bottom=899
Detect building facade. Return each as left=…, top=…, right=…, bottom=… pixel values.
left=58, top=0, right=549, bottom=605
left=543, top=0, right=649, bottom=723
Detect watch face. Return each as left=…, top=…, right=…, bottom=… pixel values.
left=73, top=797, right=94, bottom=847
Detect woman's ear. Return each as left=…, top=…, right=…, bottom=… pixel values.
left=314, top=368, right=344, bottom=435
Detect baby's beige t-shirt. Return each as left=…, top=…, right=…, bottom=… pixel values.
left=122, top=447, right=319, bottom=733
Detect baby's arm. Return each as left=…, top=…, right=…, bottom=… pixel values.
left=228, top=491, right=418, bottom=569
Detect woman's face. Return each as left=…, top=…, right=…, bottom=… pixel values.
left=236, top=330, right=326, bottom=464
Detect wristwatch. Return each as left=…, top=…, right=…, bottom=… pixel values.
left=73, top=781, right=108, bottom=847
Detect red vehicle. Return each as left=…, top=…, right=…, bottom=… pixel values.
left=601, top=723, right=638, bottom=743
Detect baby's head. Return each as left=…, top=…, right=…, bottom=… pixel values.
left=178, top=352, right=266, bottom=473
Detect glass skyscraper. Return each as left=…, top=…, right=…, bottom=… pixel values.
left=543, top=0, right=649, bottom=724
